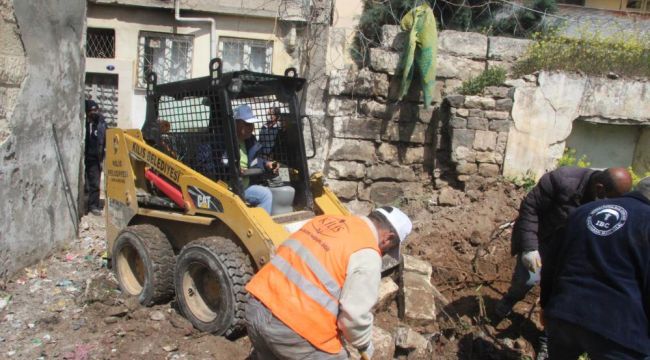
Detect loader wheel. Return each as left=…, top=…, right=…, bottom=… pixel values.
left=174, top=236, right=253, bottom=338
left=113, top=224, right=175, bottom=306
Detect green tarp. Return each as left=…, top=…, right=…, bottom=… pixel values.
left=399, top=3, right=438, bottom=109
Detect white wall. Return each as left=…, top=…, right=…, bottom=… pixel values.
left=86, top=4, right=296, bottom=128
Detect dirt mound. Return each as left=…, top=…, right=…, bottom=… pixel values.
left=0, top=180, right=543, bottom=359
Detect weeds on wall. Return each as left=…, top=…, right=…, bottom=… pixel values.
left=459, top=67, right=507, bottom=95
left=557, top=147, right=591, bottom=168
left=513, top=29, right=650, bottom=78
left=629, top=167, right=650, bottom=187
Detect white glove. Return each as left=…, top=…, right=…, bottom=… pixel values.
left=359, top=341, right=374, bottom=359
left=521, top=250, right=542, bottom=273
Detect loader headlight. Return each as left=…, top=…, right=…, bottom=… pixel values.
left=228, top=79, right=242, bottom=94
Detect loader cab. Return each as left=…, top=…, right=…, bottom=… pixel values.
left=140, top=59, right=313, bottom=215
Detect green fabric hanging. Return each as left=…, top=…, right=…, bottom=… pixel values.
left=399, top=3, right=438, bottom=109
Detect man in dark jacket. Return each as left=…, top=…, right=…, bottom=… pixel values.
left=495, top=166, right=632, bottom=359
left=84, top=100, right=107, bottom=216
left=541, top=177, right=650, bottom=359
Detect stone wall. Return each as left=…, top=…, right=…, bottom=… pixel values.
left=445, top=85, right=516, bottom=191
left=318, top=26, right=531, bottom=210
left=0, top=0, right=86, bottom=278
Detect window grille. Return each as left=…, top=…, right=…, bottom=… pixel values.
left=86, top=28, right=115, bottom=58
left=138, top=31, right=193, bottom=87
left=218, top=37, right=273, bottom=73
left=627, top=0, right=649, bottom=12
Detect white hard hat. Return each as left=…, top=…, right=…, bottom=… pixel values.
left=373, top=206, right=413, bottom=261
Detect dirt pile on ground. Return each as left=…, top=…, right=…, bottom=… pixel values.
left=0, top=180, right=542, bottom=359
left=0, top=214, right=250, bottom=359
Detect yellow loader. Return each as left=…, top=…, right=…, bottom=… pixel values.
left=104, top=59, right=349, bottom=337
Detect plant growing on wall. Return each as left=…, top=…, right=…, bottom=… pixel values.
left=513, top=29, right=650, bottom=78
left=557, top=147, right=591, bottom=168
left=459, top=67, right=506, bottom=95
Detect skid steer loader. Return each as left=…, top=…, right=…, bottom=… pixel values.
left=104, top=59, right=350, bottom=337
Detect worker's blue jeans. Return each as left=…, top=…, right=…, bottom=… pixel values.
left=245, top=185, right=273, bottom=214
left=546, top=318, right=650, bottom=360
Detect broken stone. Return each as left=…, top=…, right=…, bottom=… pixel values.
left=346, top=325, right=395, bottom=360
left=439, top=30, right=488, bottom=59
left=103, top=316, right=119, bottom=325
left=375, top=277, right=399, bottom=310
left=438, top=188, right=461, bottom=207
left=162, top=344, right=178, bottom=352
left=107, top=307, right=129, bottom=317
left=468, top=230, right=483, bottom=246
left=82, top=274, right=119, bottom=304
left=402, top=255, right=433, bottom=278
left=400, top=257, right=436, bottom=323
left=395, top=326, right=429, bottom=351
left=149, top=311, right=165, bottom=321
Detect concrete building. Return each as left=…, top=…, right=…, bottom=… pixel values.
left=85, top=0, right=309, bottom=128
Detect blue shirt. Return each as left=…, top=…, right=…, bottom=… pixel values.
left=543, top=192, right=650, bottom=354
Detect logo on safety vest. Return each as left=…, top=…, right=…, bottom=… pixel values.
left=586, top=204, right=627, bottom=236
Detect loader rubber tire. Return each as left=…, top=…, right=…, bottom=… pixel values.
left=174, top=236, right=253, bottom=338
left=112, top=224, right=175, bottom=306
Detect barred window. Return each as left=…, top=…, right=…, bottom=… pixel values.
left=137, top=31, right=193, bottom=87
left=86, top=28, right=115, bottom=58
left=627, top=0, right=649, bottom=12
left=218, top=37, right=273, bottom=73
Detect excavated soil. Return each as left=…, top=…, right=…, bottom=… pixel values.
left=0, top=180, right=542, bottom=359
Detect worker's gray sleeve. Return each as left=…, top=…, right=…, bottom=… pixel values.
left=337, top=248, right=382, bottom=349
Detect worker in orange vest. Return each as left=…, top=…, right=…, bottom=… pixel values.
left=245, top=206, right=413, bottom=359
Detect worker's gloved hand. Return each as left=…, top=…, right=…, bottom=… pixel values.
left=358, top=342, right=374, bottom=359
left=521, top=250, right=542, bottom=273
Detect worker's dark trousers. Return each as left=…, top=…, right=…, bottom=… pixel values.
left=245, top=296, right=348, bottom=360
left=85, top=159, right=101, bottom=212
left=546, top=318, right=650, bottom=360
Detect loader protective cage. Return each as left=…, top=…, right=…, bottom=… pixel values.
left=140, top=59, right=313, bottom=210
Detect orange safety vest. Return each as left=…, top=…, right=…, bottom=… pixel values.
left=246, top=215, right=380, bottom=354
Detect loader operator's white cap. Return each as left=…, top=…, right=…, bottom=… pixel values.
left=372, top=206, right=413, bottom=261
left=234, top=105, right=259, bottom=124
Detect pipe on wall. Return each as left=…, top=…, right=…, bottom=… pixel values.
left=174, top=0, right=216, bottom=60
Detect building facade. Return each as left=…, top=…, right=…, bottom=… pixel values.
left=85, top=0, right=308, bottom=128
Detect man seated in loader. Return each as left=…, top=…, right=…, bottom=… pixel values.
left=234, top=104, right=278, bottom=214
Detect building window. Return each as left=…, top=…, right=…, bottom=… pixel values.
left=218, top=37, right=273, bottom=73
left=86, top=28, right=115, bottom=58
left=627, top=0, right=649, bottom=12
left=138, top=31, right=193, bottom=87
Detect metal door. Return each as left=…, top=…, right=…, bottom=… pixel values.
left=85, top=73, right=118, bottom=126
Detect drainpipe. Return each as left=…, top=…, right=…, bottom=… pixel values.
left=174, top=0, right=216, bottom=60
